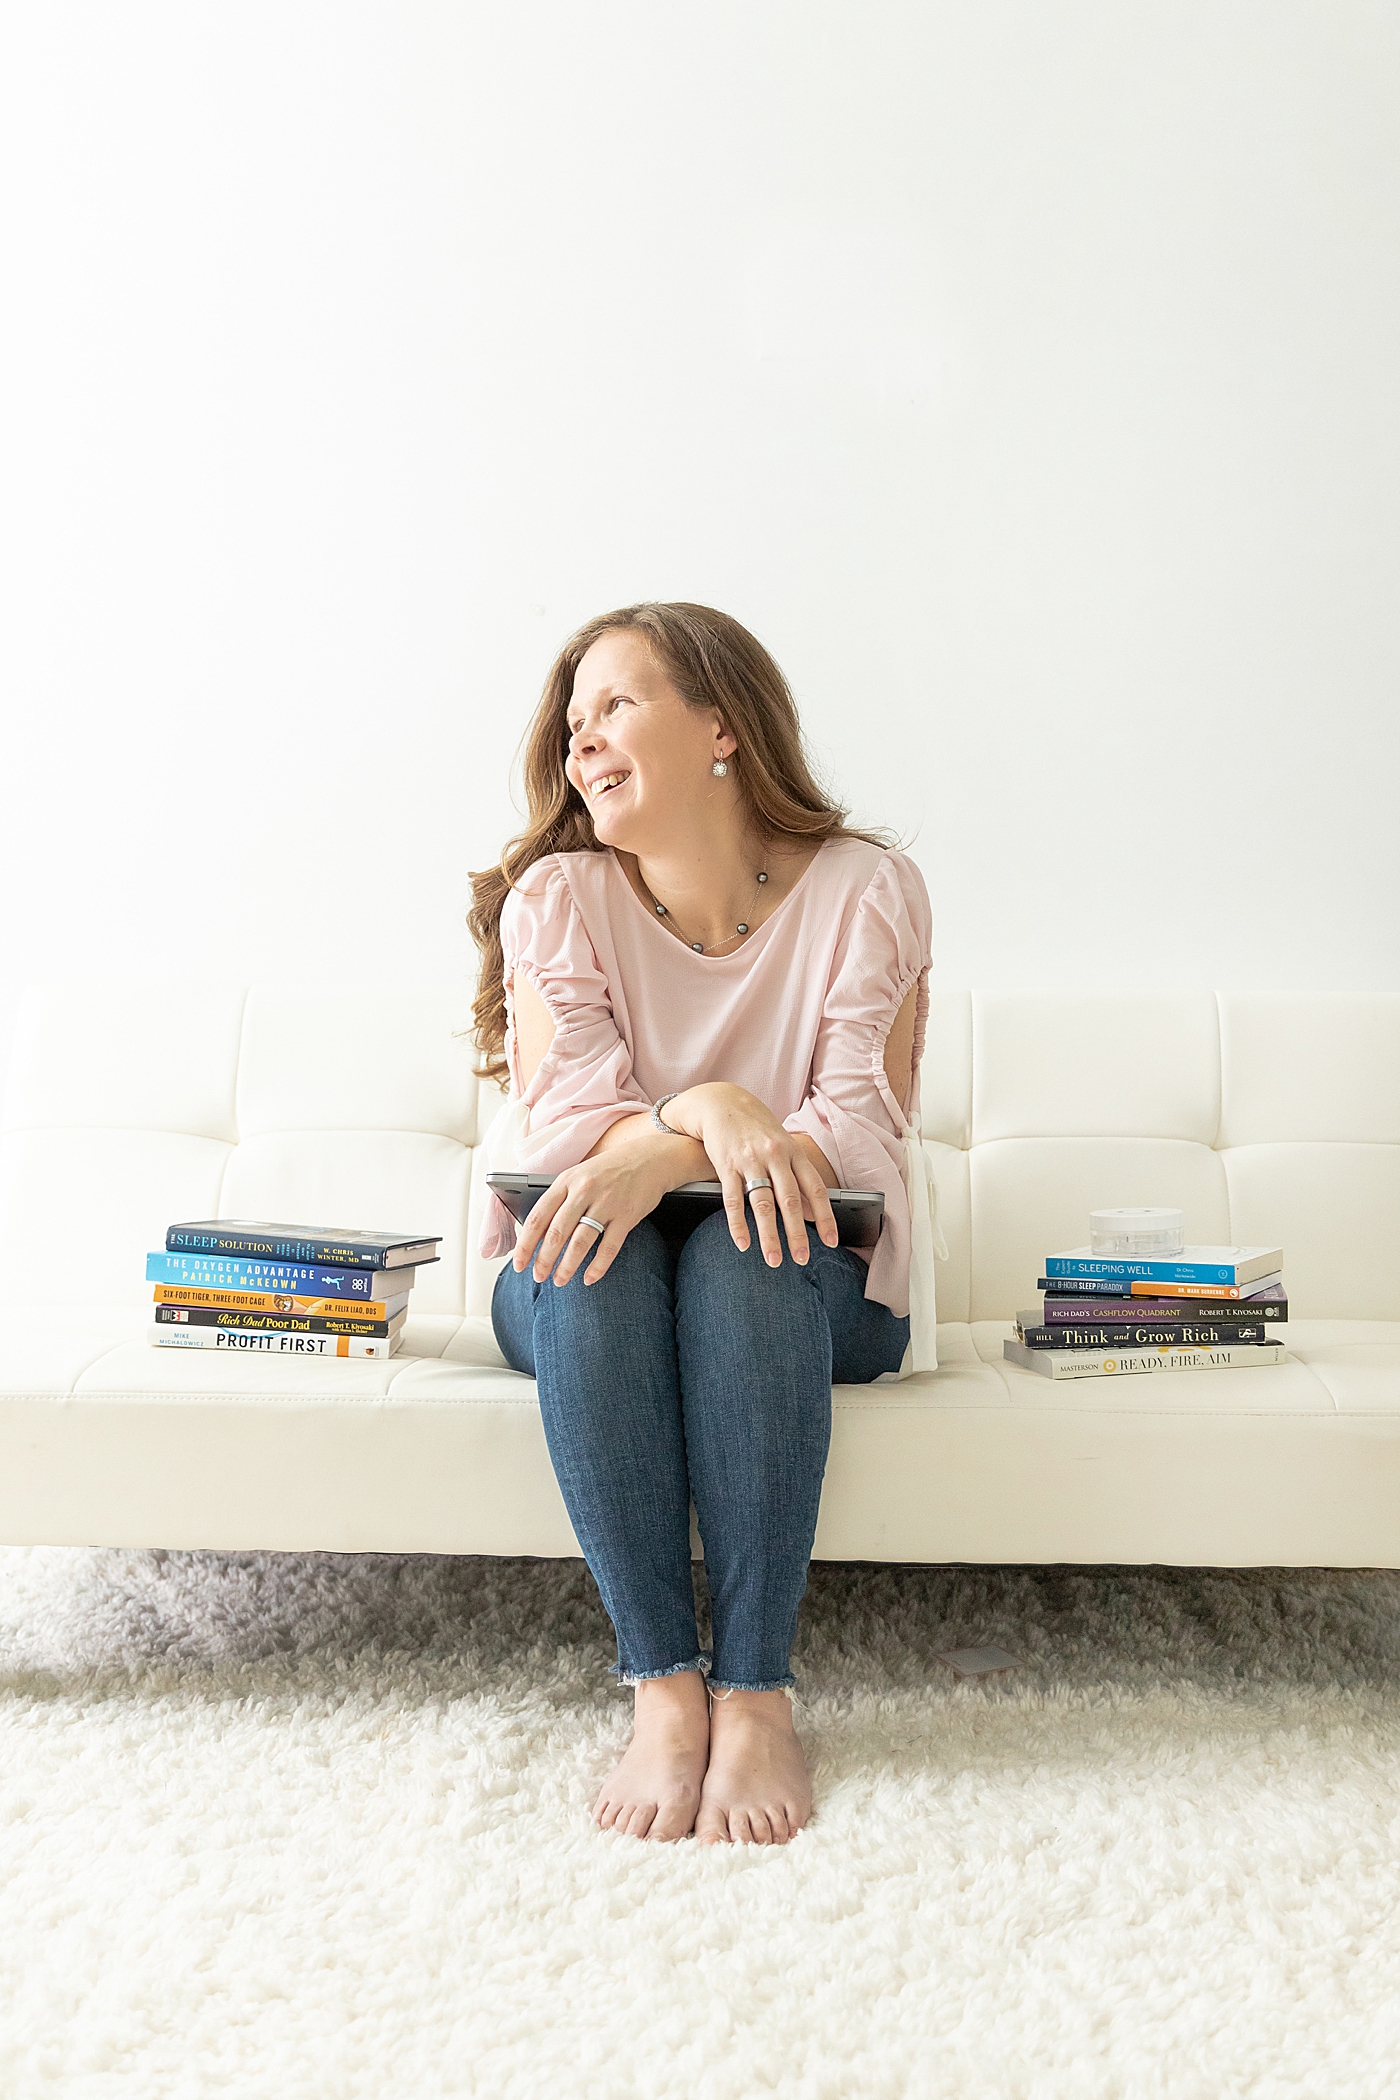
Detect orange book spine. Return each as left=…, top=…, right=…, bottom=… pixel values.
left=1129, top=1279, right=1268, bottom=1301
left=153, top=1284, right=401, bottom=1319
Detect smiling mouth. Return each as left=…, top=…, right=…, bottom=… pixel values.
left=589, top=773, right=631, bottom=799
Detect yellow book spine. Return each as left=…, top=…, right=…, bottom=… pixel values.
left=153, top=1284, right=399, bottom=1318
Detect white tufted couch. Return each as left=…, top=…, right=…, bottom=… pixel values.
left=1, top=982, right=1397, bottom=1566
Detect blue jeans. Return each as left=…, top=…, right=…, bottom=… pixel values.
left=491, top=1202, right=910, bottom=1692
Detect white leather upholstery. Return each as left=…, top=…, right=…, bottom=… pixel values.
left=2, top=982, right=1397, bottom=1563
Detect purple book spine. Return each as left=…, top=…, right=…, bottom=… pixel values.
left=1039, top=1297, right=1286, bottom=1322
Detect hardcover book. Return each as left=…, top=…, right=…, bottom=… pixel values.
left=1003, top=1338, right=1286, bottom=1380
left=164, top=1221, right=440, bottom=1270
left=147, top=1252, right=425, bottom=1298
left=1042, top=1248, right=1283, bottom=1287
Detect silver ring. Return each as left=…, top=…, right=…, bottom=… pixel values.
left=744, top=1178, right=773, bottom=1194
left=580, top=1215, right=607, bottom=1235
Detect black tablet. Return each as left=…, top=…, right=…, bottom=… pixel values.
left=486, top=1174, right=885, bottom=1250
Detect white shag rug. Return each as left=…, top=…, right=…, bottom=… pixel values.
left=3, top=1548, right=1400, bottom=2099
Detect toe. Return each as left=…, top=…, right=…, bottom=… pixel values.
left=730, top=1809, right=754, bottom=1845
left=694, top=1803, right=731, bottom=1845
left=649, top=1798, right=698, bottom=1842
left=766, top=1806, right=791, bottom=1845
left=747, top=1809, right=773, bottom=1846
left=623, top=1801, right=657, bottom=1840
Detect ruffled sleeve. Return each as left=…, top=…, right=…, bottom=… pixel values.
left=478, top=858, right=651, bottom=1257
left=782, top=852, right=934, bottom=1319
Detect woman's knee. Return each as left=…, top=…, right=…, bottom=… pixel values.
left=532, top=1212, right=673, bottom=1315
left=674, top=1206, right=821, bottom=1300
left=673, top=1211, right=834, bottom=1413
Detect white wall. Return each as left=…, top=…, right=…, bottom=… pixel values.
left=2, top=0, right=1397, bottom=1092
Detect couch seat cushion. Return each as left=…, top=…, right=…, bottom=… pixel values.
left=2, top=1312, right=1397, bottom=1565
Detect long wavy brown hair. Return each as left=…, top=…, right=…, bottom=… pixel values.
left=467, top=601, right=899, bottom=1086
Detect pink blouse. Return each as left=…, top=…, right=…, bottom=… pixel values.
left=479, top=835, right=935, bottom=1327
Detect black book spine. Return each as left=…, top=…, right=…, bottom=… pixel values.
left=167, top=1228, right=394, bottom=1268
left=1037, top=1275, right=1177, bottom=1296
left=1021, top=1320, right=1273, bottom=1348
left=154, top=1306, right=394, bottom=1337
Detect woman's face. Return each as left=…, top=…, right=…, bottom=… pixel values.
left=563, top=629, right=733, bottom=850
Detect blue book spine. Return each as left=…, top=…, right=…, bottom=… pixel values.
left=146, top=1252, right=390, bottom=1300
left=1045, top=1255, right=1240, bottom=1284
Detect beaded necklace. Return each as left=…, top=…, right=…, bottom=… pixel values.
left=641, top=863, right=771, bottom=953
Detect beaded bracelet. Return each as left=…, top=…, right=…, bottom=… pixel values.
left=652, top=1092, right=684, bottom=1137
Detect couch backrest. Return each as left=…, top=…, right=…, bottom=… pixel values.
left=2, top=983, right=1396, bottom=1321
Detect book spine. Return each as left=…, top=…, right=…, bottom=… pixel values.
left=1005, top=1340, right=1286, bottom=1379
left=166, top=1229, right=393, bottom=1268
left=147, top=1325, right=397, bottom=1359
left=1019, top=1320, right=1273, bottom=1348
left=1037, top=1276, right=1281, bottom=1303
left=152, top=1285, right=410, bottom=1319
left=1035, top=1298, right=1287, bottom=1324
left=1037, top=1275, right=1141, bottom=1295
left=1045, top=1256, right=1245, bottom=1284
left=147, top=1253, right=402, bottom=1299
left=153, top=1305, right=398, bottom=1337
left=1138, top=1278, right=1283, bottom=1302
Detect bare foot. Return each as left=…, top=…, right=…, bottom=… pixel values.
left=592, top=1670, right=710, bottom=1841
left=694, top=1689, right=812, bottom=1845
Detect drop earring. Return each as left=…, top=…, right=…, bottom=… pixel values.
left=712, top=759, right=728, bottom=777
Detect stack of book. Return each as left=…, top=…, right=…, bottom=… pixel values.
left=146, top=1219, right=442, bottom=1360
left=1004, top=1243, right=1288, bottom=1381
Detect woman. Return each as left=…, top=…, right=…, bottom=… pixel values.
left=469, top=602, right=940, bottom=1847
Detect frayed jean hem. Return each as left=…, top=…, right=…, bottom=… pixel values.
left=707, top=1677, right=796, bottom=1696
left=613, top=1654, right=712, bottom=1689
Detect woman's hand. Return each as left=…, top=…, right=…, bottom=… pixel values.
left=511, top=1082, right=841, bottom=1287
left=666, top=1082, right=840, bottom=1267
left=511, top=1123, right=684, bottom=1288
